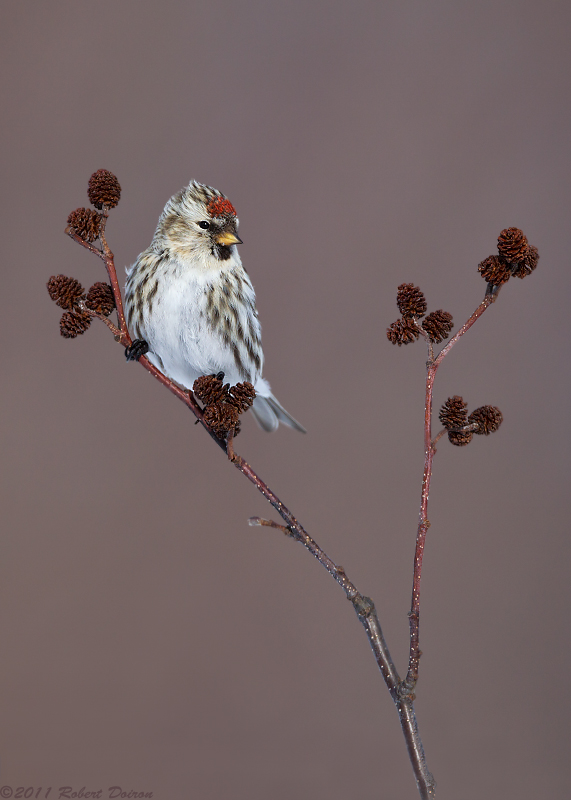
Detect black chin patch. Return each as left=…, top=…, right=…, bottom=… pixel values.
left=213, top=244, right=232, bottom=261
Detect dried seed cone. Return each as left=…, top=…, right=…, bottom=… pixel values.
left=422, top=310, right=453, bottom=343
left=228, top=382, right=256, bottom=412
left=85, top=282, right=115, bottom=316
left=439, top=396, right=468, bottom=430
left=397, top=284, right=427, bottom=319
left=88, top=169, right=121, bottom=209
left=512, top=245, right=539, bottom=279
left=60, top=310, right=92, bottom=338
left=47, top=275, right=85, bottom=310
left=67, top=207, right=102, bottom=243
left=478, top=255, right=512, bottom=285
left=468, top=406, right=503, bottom=435
left=448, top=430, right=473, bottom=447
left=193, top=374, right=228, bottom=405
left=497, top=227, right=528, bottom=264
left=386, top=318, right=420, bottom=346
left=203, top=402, right=240, bottom=437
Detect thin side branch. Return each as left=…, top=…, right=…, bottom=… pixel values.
left=404, top=293, right=496, bottom=690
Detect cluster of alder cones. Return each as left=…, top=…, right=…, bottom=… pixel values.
left=438, top=396, right=503, bottom=447
left=387, top=227, right=538, bottom=348
left=66, top=169, right=121, bottom=243
left=478, top=227, right=539, bottom=285
left=47, top=170, right=122, bottom=337
left=387, top=284, right=453, bottom=346
left=193, top=374, right=256, bottom=438
left=47, top=275, right=115, bottom=338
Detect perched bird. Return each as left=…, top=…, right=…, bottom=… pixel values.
left=124, top=180, right=305, bottom=433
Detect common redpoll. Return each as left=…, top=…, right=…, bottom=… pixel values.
left=124, top=180, right=305, bottom=433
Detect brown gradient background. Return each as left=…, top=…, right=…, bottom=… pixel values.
left=2, top=2, right=570, bottom=798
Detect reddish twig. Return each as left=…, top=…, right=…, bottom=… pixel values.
left=66, top=216, right=129, bottom=339
left=403, top=293, right=496, bottom=692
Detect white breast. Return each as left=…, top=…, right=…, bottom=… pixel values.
left=134, top=251, right=264, bottom=391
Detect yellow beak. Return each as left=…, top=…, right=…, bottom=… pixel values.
left=216, top=230, right=243, bottom=246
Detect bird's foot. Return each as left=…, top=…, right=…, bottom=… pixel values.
left=125, top=339, right=149, bottom=361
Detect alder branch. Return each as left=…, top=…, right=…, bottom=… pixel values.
left=62, top=211, right=436, bottom=800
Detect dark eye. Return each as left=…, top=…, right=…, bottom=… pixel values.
left=198, top=221, right=211, bottom=230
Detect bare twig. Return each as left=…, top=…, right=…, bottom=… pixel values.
left=248, top=516, right=293, bottom=535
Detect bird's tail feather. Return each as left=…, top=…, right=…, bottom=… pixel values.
left=251, top=394, right=306, bottom=433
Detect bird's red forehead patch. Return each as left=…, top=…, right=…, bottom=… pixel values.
left=207, top=197, right=236, bottom=218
